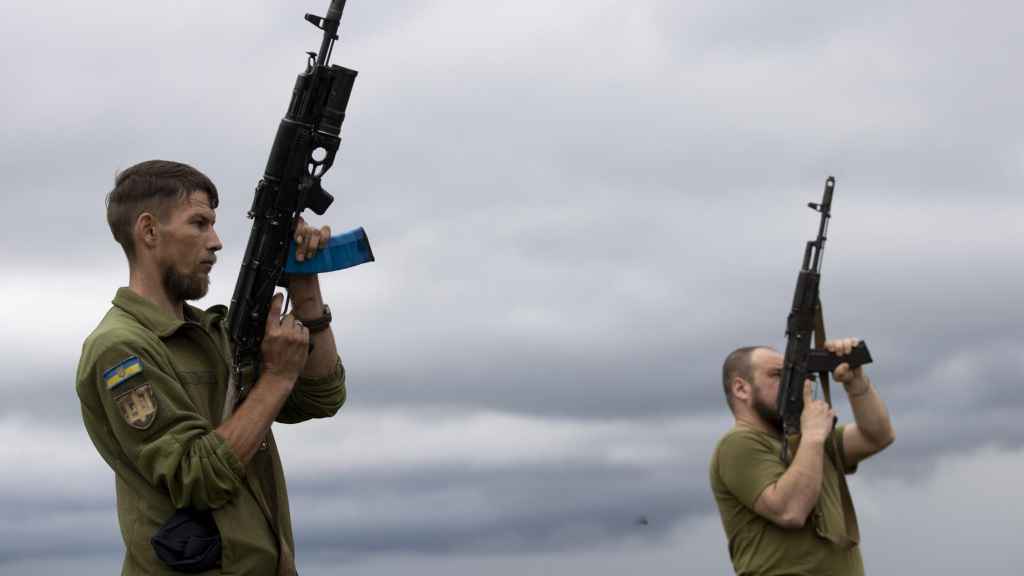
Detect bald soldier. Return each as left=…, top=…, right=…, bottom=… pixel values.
left=77, top=160, right=346, bottom=575
left=710, top=341, right=895, bottom=575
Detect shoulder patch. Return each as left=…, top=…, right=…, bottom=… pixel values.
left=116, top=383, right=158, bottom=430
left=103, top=356, right=143, bottom=390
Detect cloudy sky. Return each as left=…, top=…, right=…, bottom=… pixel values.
left=1, top=0, right=1021, bottom=574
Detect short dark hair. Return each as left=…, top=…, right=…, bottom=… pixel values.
left=721, top=346, right=766, bottom=412
left=106, top=160, right=219, bottom=260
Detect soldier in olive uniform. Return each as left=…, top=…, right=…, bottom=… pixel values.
left=77, top=160, right=346, bottom=575
left=710, top=342, right=895, bottom=576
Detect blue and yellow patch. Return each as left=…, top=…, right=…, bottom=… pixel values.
left=103, top=356, right=143, bottom=390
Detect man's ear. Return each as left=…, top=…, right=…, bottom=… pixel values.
left=135, top=212, right=159, bottom=251
left=731, top=377, right=751, bottom=403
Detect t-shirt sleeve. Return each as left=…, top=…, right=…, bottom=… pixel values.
left=715, top=430, right=787, bottom=509
left=832, top=424, right=858, bottom=475
left=86, top=338, right=245, bottom=510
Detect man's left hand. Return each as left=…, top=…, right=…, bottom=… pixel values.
left=824, top=337, right=865, bottom=386
left=293, top=217, right=331, bottom=263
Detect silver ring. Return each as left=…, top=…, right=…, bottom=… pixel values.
left=295, top=320, right=304, bottom=328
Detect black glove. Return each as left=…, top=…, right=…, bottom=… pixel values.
left=151, top=507, right=222, bottom=573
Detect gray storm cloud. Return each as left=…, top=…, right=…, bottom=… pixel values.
left=1, top=0, right=1021, bottom=574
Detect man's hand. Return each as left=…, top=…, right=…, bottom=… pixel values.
left=259, top=293, right=309, bottom=387
left=823, top=338, right=895, bottom=465
left=285, top=218, right=338, bottom=380
left=219, top=293, right=310, bottom=465
left=753, top=379, right=831, bottom=529
left=800, top=379, right=835, bottom=444
left=293, top=217, right=331, bottom=263
left=825, top=337, right=867, bottom=389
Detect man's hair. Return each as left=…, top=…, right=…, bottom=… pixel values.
left=106, top=160, right=219, bottom=261
left=721, top=346, right=766, bottom=412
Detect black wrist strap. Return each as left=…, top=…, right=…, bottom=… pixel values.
left=297, top=304, right=332, bottom=334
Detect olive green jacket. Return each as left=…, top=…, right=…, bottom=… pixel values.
left=77, top=288, right=346, bottom=576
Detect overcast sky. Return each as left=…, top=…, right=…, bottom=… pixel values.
left=1, top=0, right=1021, bottom=574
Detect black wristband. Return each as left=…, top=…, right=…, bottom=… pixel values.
left=297, top=304, right=332, bottom=334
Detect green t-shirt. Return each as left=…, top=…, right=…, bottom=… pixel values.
left=709, top=426, right=863, bottom=576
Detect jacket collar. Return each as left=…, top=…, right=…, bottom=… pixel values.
left=112, top=287, right=212, bottom=338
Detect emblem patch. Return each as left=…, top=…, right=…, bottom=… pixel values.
left=104, top=356, right=143, bottom=390
left=116, top=383, right=158, bottom=430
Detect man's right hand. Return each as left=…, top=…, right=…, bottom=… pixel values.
left=754, top=379, right=834, bottom=529
left=800, top=379, right=835, bottom=444
left=259, top=293, right=310, bottom=388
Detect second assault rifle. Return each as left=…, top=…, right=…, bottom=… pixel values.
left=225, top=0, right=373, bottom=410
left=778, top=176, right=872, bottom=463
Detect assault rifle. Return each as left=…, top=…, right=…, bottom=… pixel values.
left=778, top=176, right=871, bottom=462
left=226, top=0, right=373, bottom=408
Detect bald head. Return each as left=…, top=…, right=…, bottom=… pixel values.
left=722, top=346, right=772, bottom=412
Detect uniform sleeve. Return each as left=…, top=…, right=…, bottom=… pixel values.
left=715, top=431, right=787, bottom=509
left=275, top=356, right=346, bottom=424
left=831, top=424, right=858, bottom=475
left=88, top=339, right=245, bottom=510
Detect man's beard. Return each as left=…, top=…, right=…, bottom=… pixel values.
left=163, top=265, right=209, bottom=302
left=752, top=395, right=784, bottom=434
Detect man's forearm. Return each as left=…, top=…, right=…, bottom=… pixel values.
left=845, top=374, right=895, bottom=446
left=215, top=375, right=292, bottom=464
left=288, top=275, right=340, bottom=378
left=775, top=436, right=826, bottom=524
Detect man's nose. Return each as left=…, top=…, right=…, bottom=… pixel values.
left=208, top=228, right=223, bottom=252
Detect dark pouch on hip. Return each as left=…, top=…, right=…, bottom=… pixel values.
left=151, top=507, right=222, bottom=573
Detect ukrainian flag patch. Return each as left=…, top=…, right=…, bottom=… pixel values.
left=104, top=356, right=143, bottom=390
